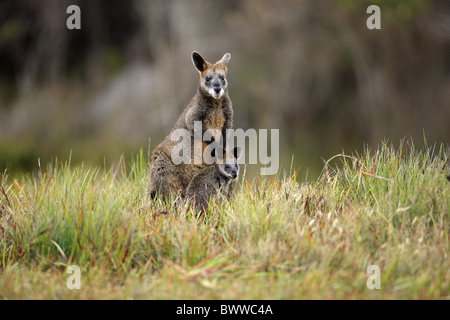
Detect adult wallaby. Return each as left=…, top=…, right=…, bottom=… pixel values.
left=149, top=51, right=233, bottom=200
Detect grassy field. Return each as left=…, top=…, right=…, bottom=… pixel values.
left=0, top=141, right=448, bottom=299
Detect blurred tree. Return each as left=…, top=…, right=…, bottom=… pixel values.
left=0, top=0, right=449, bottom=177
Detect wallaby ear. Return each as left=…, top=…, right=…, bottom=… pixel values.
left=192, top=51, right=207, bottom=72
left=212, top=146, right=225, bottom=161
left=233, top=147, right=242, bottom=160
left=219, top=52, right=231, bottom=65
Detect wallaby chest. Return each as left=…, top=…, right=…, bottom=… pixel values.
left=204, top=103, right=226, bottom=132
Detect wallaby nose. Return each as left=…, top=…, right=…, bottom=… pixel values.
left=214, top=88, right=221, bottom=94
left=232, top=172, right=237, bottom=179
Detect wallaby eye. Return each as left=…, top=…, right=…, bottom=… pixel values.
left=219, top=75, right=225, bottom=81
left=205, top=76, right=211, bottom=82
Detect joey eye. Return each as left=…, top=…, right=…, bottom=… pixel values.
left=219, top=75, right=225, bottom=81
left=205, top=76, right=211, bottom=82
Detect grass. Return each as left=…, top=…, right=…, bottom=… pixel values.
left=0, top=140, right=448, bottom=299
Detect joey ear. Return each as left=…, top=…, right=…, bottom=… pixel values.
left=192, top=51, right=207, bottom=72
left=219, top=52, right=231, bottom=65
left=233, top=147, right=242, bottom=160
left=213, top=146, right=225, bottom=160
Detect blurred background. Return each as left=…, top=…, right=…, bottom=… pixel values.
left=1, top=0, right=449, bottom=179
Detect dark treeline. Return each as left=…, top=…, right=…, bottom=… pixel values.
left=0, top=0, right=449, bottom=177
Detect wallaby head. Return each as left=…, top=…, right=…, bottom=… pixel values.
left=192, top=51, right=231, bottom=100
left=213, top=146, right=242, bottom=179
